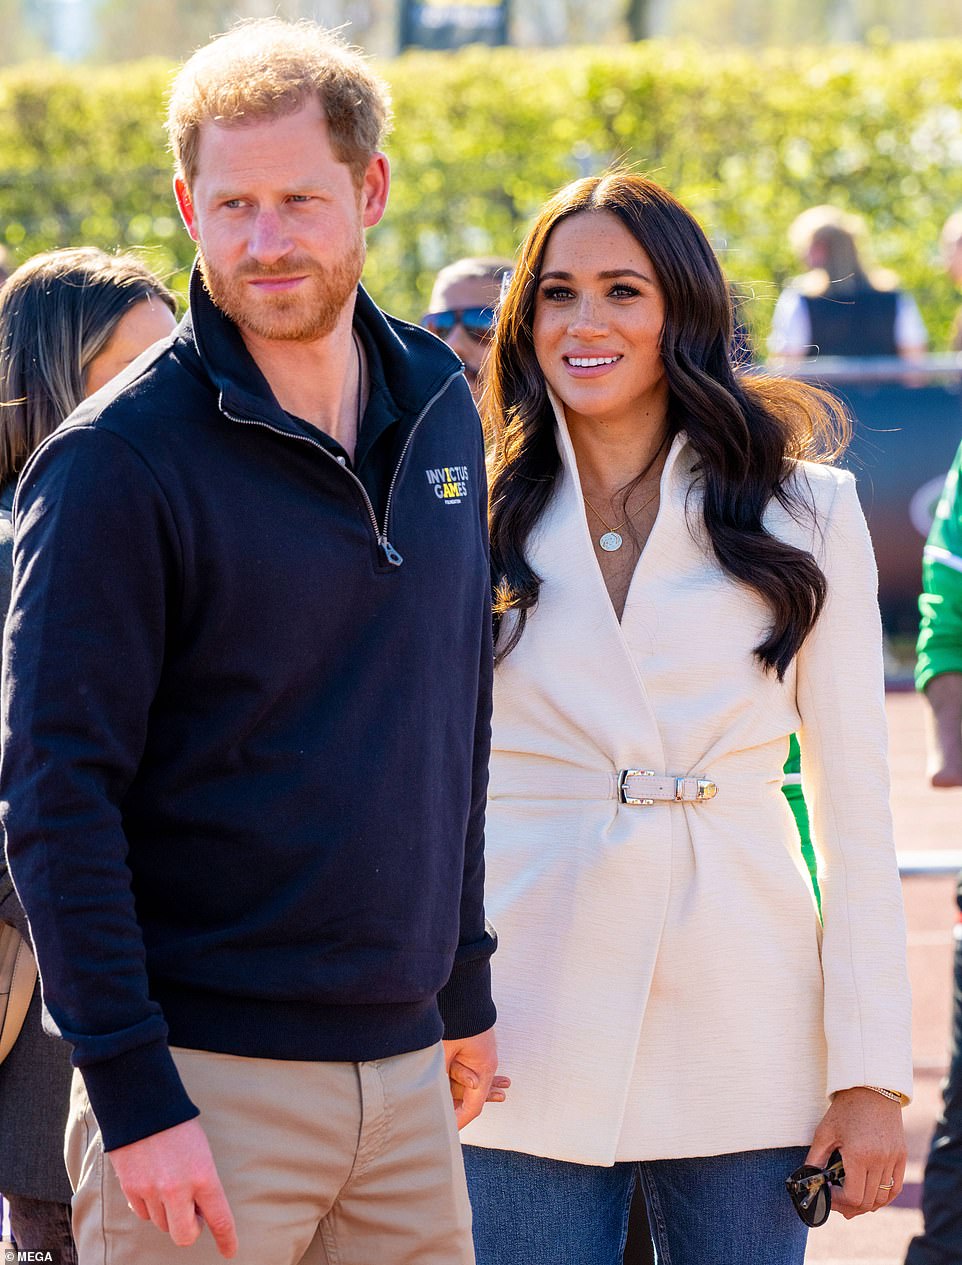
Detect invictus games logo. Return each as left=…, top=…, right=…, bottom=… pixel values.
left=425, top=465, right=469, bottom=505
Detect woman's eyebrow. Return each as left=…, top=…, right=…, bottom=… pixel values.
left=539, top=268, right=654, bottom=282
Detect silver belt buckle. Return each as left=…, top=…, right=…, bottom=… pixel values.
left=618, top=768, right=656, bottom=807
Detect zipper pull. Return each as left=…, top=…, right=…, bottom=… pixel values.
left=380, top=539, right=404, bottom=566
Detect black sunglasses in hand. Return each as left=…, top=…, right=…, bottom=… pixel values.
left=421, top=306, right=496, bottom=343
left=785, top=1150, right=845, bottom=1227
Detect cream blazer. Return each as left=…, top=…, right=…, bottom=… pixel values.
left=463, top=400, right=912, bottom=1166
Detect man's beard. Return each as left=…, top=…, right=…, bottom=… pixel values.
left=198, top=231, right=366, bottom=343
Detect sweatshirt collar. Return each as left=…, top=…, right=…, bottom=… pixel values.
left=180, top=261, right=464, bottom=435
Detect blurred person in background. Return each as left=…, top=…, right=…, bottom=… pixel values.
left=904, top=210, right=962, bottom=1265
left=462, top=170, right=911, bottom=1265
left=423, top=257, right=511, bottom=404
left=0, top=245, right=177, bottom=1264
left=941, top=210, right=962, bottom=352
left=769, top=205, right=927, bottom=360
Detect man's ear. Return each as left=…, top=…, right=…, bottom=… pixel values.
left=174, top=177, right=200, bottom=243
left=360, top=153, right=390, bottom=230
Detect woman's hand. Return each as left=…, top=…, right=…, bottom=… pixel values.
left=806, top=1087, right=906, bottom=1218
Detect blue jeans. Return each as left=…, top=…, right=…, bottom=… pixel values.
left=463, top=1144, right=809, bottom=1265
left=905, top=900, right=962, bottom=1265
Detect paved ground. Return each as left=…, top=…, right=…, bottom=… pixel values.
left=809, top=690, right=960, bottom=1262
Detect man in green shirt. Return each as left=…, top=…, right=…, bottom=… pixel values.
left=906, top=433, right=962, bottom=1265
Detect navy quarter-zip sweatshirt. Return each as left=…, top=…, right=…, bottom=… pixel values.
left=1, top=273, right=495, bottom=1151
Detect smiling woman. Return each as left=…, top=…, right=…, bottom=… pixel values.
left=535, top=215, right=667, bottom=442
left=461, top=171, right=913, bottom=1265
left=532, top=214, right=668, bottom=586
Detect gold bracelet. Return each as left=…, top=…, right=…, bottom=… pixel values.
left=864, top=1085, right=908, bottom=1106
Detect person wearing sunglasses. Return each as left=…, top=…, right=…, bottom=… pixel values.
left=423, top=257, right=511, bottom=403
left=459, top=170, right=912, bottom=1265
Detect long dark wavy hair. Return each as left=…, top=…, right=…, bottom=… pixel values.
left=485, top=171, right=849, bottom=678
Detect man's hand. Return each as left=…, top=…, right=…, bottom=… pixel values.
left=107, top=1117, right=238, bottom=1257
left=806, top=1087, right=906, bottom=1218
left=924, top=673, right=962, bottom=786
left=441, top=1026, right=509, bottom=1129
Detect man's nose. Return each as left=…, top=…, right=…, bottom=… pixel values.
left=248, top=211, right=293, bottom=264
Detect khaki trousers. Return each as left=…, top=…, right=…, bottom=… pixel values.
left=65, top=1042, right=474, bottom=1265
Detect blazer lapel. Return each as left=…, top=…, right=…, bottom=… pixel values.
left=508, top=389, right=688, bottom=773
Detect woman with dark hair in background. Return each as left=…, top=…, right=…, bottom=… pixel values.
left=0, top=246, right=176, bottom=1262
left=460, top=172, right=912, bottom=1264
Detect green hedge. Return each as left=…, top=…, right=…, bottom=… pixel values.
left=3, top=40, right=962, bottom=347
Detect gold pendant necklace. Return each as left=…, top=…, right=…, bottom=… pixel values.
left=583, top=489, right=659, bottom=552
left=582, top=495, right=629, bottom=552
left=580, top=432, right=670, bottom=553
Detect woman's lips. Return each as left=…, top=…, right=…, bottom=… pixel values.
left=563, top=353, right=623, bottom=376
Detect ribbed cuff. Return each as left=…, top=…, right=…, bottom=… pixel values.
left=437, top=929, right=497, bottom=1040
left=79, top=1037, right=199, bottom=1151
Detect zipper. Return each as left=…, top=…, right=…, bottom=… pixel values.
left=380, top=373, right=460, bottom=563
left=220, top=372, right=459, bottom=567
